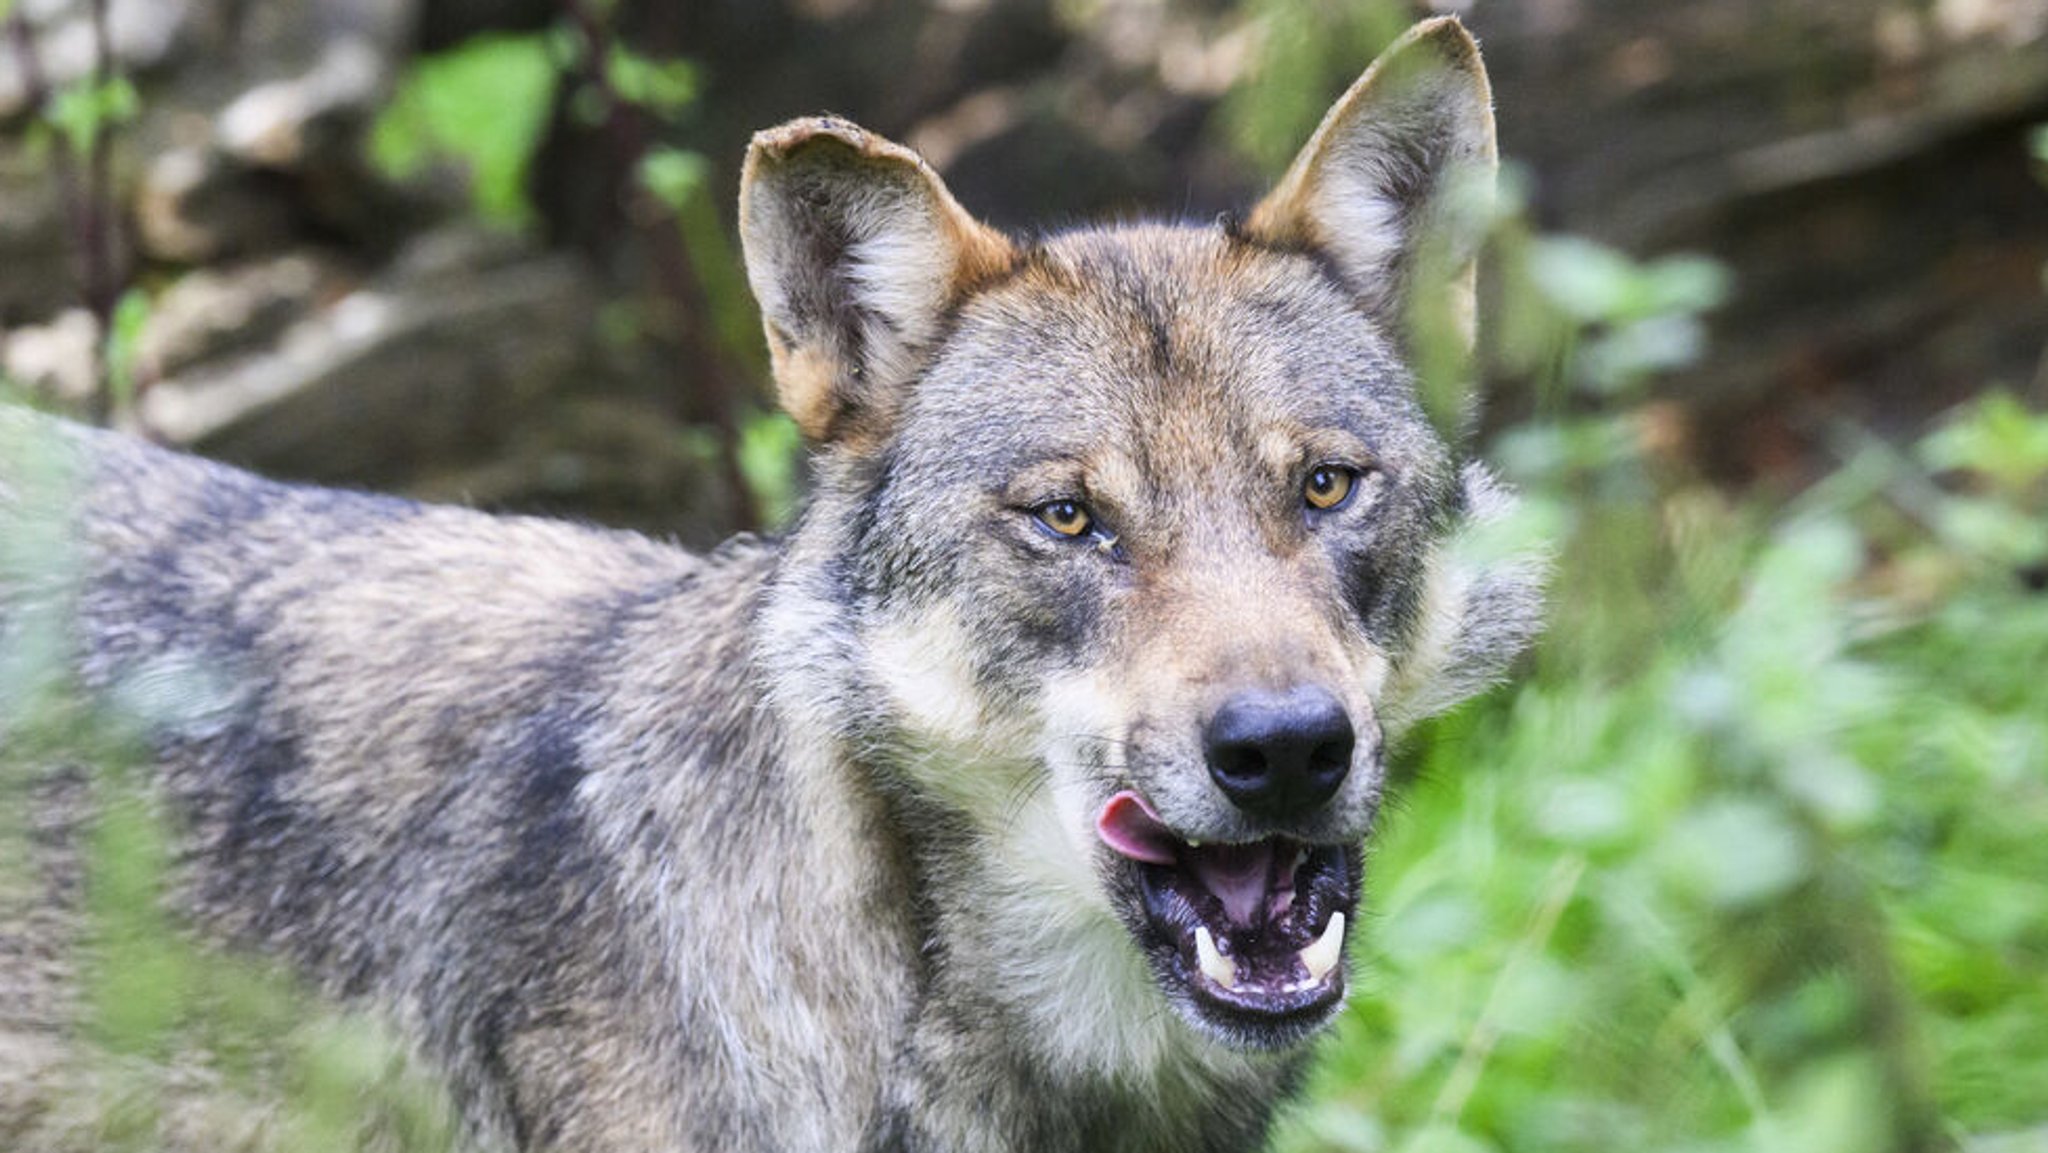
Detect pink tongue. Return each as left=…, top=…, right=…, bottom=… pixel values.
left=1095, top=791, right=1275, bottom=925
left=1096, top=791, right=1179, bottom=865
left=1186, top=842, right=1274, bottom=926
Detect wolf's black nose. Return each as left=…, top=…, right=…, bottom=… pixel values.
left=1204, top=687, right=1354, bottom=820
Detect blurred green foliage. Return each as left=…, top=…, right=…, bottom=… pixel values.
left=1218, top=0, right=1414, bottom=177
left=40, top=72, right=137, bottom=156
left=1214, top=24, right=2048, bottom=1138
left=597, top=44, right=698, bottom=120
left=1272, top=229, right=2048, bottom=1153
left=369, top=32, right=560, bottom=227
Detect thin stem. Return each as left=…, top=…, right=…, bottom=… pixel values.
left=5, top=3, right=130, bottom=425
left=81, top=0, right=122, bottom=423
left=1605, top=876, right=1777, bottom=1137
left=1427, top=851, right=1586, bottom=1130
left=554, top=0, right=761, bottom=531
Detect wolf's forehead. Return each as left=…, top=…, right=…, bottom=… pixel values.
left=920, top=225, right=1417, bottom=462
left=1026, top=225, right=1387, bottom=379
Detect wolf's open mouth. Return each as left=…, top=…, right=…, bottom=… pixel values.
left=1097, top=790, right=1359, bottom=1041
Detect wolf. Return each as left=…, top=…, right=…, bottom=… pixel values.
left=0, top=16, right=1542, bottom=1153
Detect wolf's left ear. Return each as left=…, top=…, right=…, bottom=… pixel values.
left=740, top=118, right=1018, bottom=446
left=1246, top=17, right=1496, bottom=355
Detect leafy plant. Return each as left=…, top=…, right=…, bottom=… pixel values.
left=369, top=32, right=560, bottom=228
left=1273, top=228, right=2048, bottom=1153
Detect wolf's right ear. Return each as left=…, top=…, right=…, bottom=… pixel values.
left=739, top=118, right=1018, bottom=446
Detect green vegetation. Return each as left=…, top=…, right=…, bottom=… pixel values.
left=1279, top=392, right=2048, bottom=1153
left=1273, top=236, right=2048, bottom=1153
left=1217, top=13, right=2048, bottom=1138
left=369, top=32, right=560, bottom=228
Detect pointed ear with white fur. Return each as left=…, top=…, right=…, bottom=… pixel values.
left=739, top=118, right=1018, bottom=447
left=1245, top=17, right=1497, bottom=357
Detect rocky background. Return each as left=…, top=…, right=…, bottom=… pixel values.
left=2, top=0, right=2045, bottom=544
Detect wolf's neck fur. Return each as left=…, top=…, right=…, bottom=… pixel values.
left=754, top=531, right=1303, bottom=1151
left=843, top=789, right=1305, bottom=1152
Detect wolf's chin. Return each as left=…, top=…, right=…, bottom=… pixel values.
left=1099, top=791, right=1362, bottom=1048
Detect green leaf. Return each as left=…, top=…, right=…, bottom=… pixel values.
left=1527, top=236, right=1641, bottom=323
left=1920, top=391, right=2048, bottom=492
left=1535, top=777, right=1633, bottom=848
left=1528, top=237, right=1729, bottom=325
left=45, top=74, right=139, bottom=152
left=738, top=410, right=802, bottom=528
left=104, top=286, right=153, bottom=414
left=606, top=46, right=698, bottom=117
left=1659, top=797, right=1810, bottom=909
left=369, top=32, right=560, bottom=228
left=638, top=146, right=709, bottom=216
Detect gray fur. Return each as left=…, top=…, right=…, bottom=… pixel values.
left=0, top=18, right=1542, bottom=1153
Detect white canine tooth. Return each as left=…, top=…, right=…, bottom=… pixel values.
left=1300, top=911, right=1346, bottom=982
left=1194, top=925, right=1237, bottom=988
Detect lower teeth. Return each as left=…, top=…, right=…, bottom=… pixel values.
left=1191, top=913, right=1348, bottom=995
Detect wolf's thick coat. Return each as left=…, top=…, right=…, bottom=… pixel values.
left=0, top=18, right=1542, bottom=1152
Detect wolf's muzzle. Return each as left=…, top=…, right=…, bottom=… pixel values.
left=1202, top=686, right=1354, bottom=821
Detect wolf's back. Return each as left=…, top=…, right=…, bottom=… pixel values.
left=0, top=407, right=806, bottom=1150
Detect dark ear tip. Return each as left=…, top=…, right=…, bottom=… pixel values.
left=748, top=116, right=869, bottom=159
left=746, top=116, right=928, bottom=174
left=1394, top=15, right=1485, bottom=72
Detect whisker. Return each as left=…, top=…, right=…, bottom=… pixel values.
left=998, top=766, right=1049, bottom=826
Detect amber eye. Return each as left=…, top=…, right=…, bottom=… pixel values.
left=1304, top=465, right=1358, bottom=511
left=1034, top=500, right=1094, bottom=538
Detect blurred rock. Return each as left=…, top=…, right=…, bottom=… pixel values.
left=193, top=0, right=414, bottom=80
left=141, top=230, right=596, bottom=481
left=134, top=251, right=338, bottom=381
left=1460, top=0, right=2048, bottom=481
left=131, top=225, right=734, bottom=540
left=6, top=0, right=2041, bottom=536
left=2, top=308, right=98, bottom=405
left=13, top=0, right=428, bottom=271
left=0, top=143, right=73, bottom=322
left=2, top=0, right=738, bottom=535
left=380, top=222, right=533, bottom=286
left=0, top=0, right=192, bottom=120
left=404, top=393, right=733, bottom=541
left=215, top=37, right=386, bottom=170
left=133, top=146, right=297, bottom=262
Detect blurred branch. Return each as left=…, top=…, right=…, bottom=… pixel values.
left=82, top=0, right=122, bottom=325
left=1428, top=852, right=1587, bottom=1130
left=555, top=0, right=761, bottom=531
left=5, top=0, right=133, bottom=426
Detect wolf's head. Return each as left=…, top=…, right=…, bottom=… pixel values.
left=745, top=19, right=1543, bottom=1059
